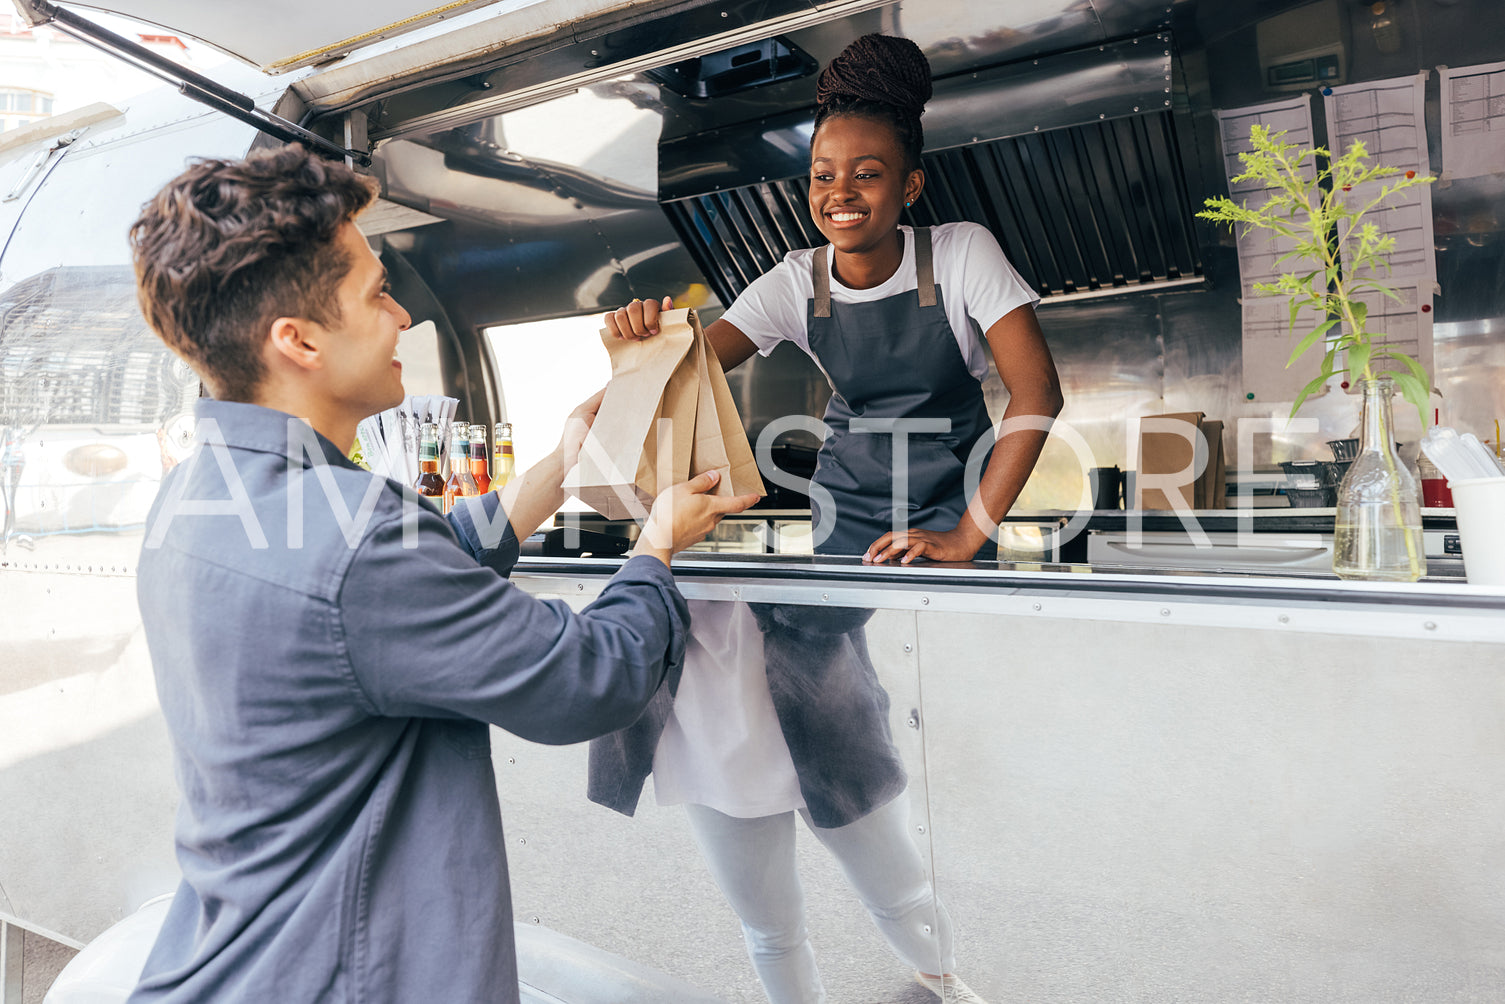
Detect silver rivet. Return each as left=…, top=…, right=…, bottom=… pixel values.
left=1278, top=614, right=1289, bottom=624
left=1160, top=608, right=1171, bottom=617
left=577, top=582, right=584, bottom=590
left=1424, top=621, right=1437, bottom=631
left=904, top=643, right=912, bottom=652
left=1133, top=106, right=1140, bottom=112
left=907, top=714, right=919, bottom=729
left=508, top=756, right=516, bottom=764
left=921, top=596, right=930, bottom=605
left=518, top=837, right=527, bottom=846
left=923, top=924, right=932, bottom=934
left=531, top=916, right=541, bottom=924
left=1034, top=125, right=1040, bottom=131
left=916, top=824, right=926, bottom=834
left=731, top=587, right=740, bottom=597
left=1099, top=113, right=1106, bottom=119
left=1032, top=602, right=1042, bottom=611
left=821, top=593, right=828, bottom=601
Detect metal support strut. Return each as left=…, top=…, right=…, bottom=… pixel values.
left=23, top=0, right=371, bottom=166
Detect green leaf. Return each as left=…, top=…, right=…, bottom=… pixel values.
left=1349, top=300, right=1368, bottom=330
left=1347, top=340, right=1371, bottom=378
left=1289, top=370, right=1333, bottom=421
left=1286, top=318, right=1340, bottom=367
left=1389, top=370, right=1430, bottom=428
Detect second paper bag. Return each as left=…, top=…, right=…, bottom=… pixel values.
left=563, top=308, right=764, bottom=520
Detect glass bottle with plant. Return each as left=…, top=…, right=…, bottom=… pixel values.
left=1199, top=125, right=1435, bottom=581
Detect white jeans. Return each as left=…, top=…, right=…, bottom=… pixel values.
left=684, top=793, right=955, bottom=1004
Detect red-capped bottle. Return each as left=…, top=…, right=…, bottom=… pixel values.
left=468, top=423, right=491, bottom=494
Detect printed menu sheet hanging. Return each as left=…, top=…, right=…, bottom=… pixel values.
left=1215, top=95, right=1325, bottom=402
left=1322, top=73, right=1436, bottom=382
left=1439, top=59, right=1505, bottom=180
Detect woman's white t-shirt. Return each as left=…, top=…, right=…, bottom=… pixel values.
left=653, top=223, right=1038, bottom=820
left=651, top=600, right=807, bottom=817
left=721, top=222, right=1040, bottom=381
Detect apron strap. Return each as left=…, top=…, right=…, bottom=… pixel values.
left=812, top=245, right=832, bottom=318
left=811, top=227, right=935, bottom=316
left=915, top=226, right=937, bottom=308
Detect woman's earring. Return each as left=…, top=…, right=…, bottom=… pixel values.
left=905, top=200, right=913, bottom=207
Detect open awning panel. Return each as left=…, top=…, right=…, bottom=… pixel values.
left=57, top=0, right=525, bottom=72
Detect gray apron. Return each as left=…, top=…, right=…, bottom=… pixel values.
left=807, top=226, right=996, bottom=557
left=591, top=231, right=1001, bottom=829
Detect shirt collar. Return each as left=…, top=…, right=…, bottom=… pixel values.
left=193, top=399, right=361, bottom=471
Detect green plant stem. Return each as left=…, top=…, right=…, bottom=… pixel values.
left=1291, top=154, right=1422, bottom=581
left=1358, top=366, right=1422, bottom=579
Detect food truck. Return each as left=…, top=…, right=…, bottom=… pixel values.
left=2, top=0, right=1504, bottom=1000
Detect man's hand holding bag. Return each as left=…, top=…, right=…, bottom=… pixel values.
left=563, top=307, right=765, bottom=521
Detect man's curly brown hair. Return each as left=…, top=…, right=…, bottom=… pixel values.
left=130, top=144, right=378, bottom=402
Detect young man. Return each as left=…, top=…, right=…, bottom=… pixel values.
left=125, top=144, right=756, bottom=1003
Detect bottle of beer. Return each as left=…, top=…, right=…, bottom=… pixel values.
left=493, top=423, right=516, bottom=488
left=468, top=423, right=492, bottom=494
left=414, top=423, right=445, bottom=500
left=443, top=423, right=478, bottom=513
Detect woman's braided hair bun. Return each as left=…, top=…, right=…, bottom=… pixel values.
left=815, top=33, right=932, bottom=114
left=813, top=34, right=933, bottom=171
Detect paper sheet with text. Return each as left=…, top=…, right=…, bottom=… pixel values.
left=1439, top=60, right=1505, bottom=179
left=1215, top=95, right=1321, bottom=401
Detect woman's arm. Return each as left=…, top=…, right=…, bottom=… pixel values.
left=866, top=303, right=1063, bottom=563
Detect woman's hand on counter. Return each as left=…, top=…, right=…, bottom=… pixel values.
left=604, top=296, right=674, bottom=340
left=864, top=525, right=990, bottom=565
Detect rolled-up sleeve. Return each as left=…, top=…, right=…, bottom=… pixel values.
left=444, top=491, right=521, bottom=575
left=337, top=505, right=688, bottom=745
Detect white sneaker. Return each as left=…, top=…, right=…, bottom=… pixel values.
left=914, top=971, right=988, bottom=1003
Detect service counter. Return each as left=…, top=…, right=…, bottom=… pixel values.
left=501, top=554, right=1505, bottom=1000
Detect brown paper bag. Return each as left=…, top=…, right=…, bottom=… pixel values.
left=690, top=317, right=765, bottom=504
left=563, top=308, right=764, bottom=520
left=1197, top=420, right=1226, bottom=510
left=1135, top=412, right=1226, bottom=511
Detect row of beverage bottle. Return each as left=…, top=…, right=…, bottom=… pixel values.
left=414, top=421, right=516, bottom=512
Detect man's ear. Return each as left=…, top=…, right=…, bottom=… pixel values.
left=266, top=317, right=323, bottom=373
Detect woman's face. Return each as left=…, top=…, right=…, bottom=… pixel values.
left=808, top=114, right=922, bottom=256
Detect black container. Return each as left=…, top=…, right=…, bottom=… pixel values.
left=1088, top=466, right=1123, bottom=510
left=1280, top=460, right=1327, bottom=486
left=1327, top=438, right=1359, bottom=461
left=1280, top=460, right=1336, bottom=506
left=1284, top=485, right=1333, bottom=507
left=1323, top=459, right=1353, bottom=487
left=1328, top=438, right=1399, bottom=461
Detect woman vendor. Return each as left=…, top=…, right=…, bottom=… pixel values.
left=598, top=32, right=1063, bottom=1004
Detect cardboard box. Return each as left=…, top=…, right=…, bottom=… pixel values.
left=1135, top=412, right=1226, bottom=511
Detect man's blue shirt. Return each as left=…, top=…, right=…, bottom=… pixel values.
left=129, top=400, right=686, bottom=1003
